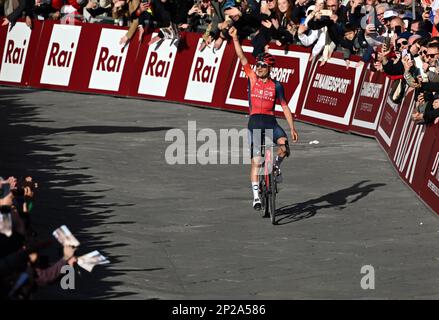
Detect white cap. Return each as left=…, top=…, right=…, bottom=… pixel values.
left=383, top=10, right=398, bottom=20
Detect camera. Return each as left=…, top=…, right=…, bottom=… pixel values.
left=200, top=13, right=212, bottom=23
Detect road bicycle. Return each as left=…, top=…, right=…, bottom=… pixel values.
left=257, top=142, right=281, bottom=225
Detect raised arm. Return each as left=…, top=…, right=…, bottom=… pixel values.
left=229, top=26, right=248, bottom=66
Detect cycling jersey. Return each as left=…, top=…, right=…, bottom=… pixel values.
left=243, top=63, right=288, bottom=116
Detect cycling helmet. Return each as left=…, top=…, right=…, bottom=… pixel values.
left=256, top=52, right=276, bottom=67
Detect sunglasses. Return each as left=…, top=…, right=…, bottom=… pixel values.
left=421, top=50, right=427, bottom=55
left=427, top=53, right=439, bottom=58
left=256, top=62, right=269, bottom=68
left=398, top=40, right=408, bottom=46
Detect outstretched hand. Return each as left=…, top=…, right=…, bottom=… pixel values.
left=412, top=111, right=423, bottom=122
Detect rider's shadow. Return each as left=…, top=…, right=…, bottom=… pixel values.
left=275, top=180, right=386, bottom=225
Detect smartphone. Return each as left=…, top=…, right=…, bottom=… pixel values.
left=300, top=17, right=306, bottom=25
left=384, top=36, right=391, bottom=49
left=320, top=9, right=332, bottom=16
left=0, top=182, right=10, bottom=199
left=394, top=25, right=402, bottom=34
left=401, top=48, right=408, bottom=57
left=261, top=0, right=267, bottom=6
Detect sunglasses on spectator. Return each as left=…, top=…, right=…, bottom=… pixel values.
left=427, top=53, right=439, bottom=58
left=256, top=62, right=269, bottom=68
left=398, top=40, right=408, bottom=46
left=421, top=50, right=427, bottom=55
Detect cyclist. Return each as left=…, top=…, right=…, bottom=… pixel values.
left=229, top=26, right=299, bottom=211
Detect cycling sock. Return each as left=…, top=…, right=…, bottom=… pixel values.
left=252, top=182, right=259, bottom=199
left=275, top=155, right=285, bottom=168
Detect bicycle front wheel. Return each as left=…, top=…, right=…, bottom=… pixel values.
left=268, top=173, right=277, bottom=225
left=259, top=175, right=269, bottom=218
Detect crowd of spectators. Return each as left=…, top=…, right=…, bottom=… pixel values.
left=1, top=0, right=438, bottom=122
left=1, top=176, right=78, bottom=299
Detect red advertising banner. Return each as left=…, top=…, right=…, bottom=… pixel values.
left=420, top=130, right=439, bottom=213
left=129, top=31, right=179, bottom=100
left=29, top=20, right=139, bottom=96
left=0, top=20, right=43, bottom=87
left=376, top=83, right=414, bottom=152
left=388, top=94, right=431, bottom=191
left=130, top=31, right=236, bottom=110
left=224, top=42, right=311, bottom=116
left=182, top=34, right=235, bottom=107
left=299, top=52, right=365, bottom=132
left=350, top=69, right=390, bottom=137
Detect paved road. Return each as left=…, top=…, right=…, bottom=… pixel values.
left=1, top=87, right=439, bottom=299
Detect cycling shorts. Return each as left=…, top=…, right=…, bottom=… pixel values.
left=247, top=114, right=287, bottom=159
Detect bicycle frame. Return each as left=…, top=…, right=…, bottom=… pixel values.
left=258, top=143, right=277, bottom=224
